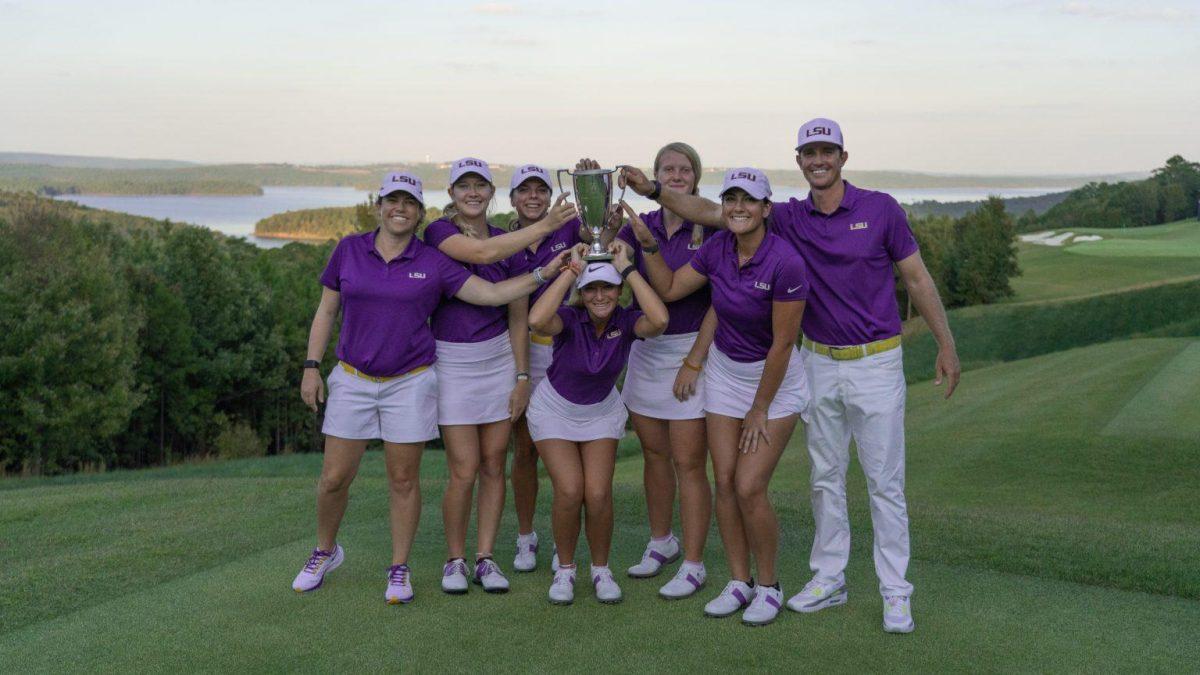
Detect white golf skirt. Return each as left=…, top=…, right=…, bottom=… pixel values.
left=621, top=332, right=705, bottom=420
left=529, top=336, right=553, bottom=389
left=434, top=332, right=516, bottom=426
left=322, top=364, right=439, bottom=443
left=526, top=379, right=629, bottom=442
left=703, top=345, right=810, bottom=421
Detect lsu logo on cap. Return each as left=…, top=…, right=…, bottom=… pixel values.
left=807, top=126, right=833, bottom=137
left=849, top=221, right=869, bottom=231
left=408, top=272, right=426, bottom=279
left=754, top=281, right=771, bottom=291
left=392, top=175, right=419, bottom=187
left=730, top=170, right=759, bottom=182
left=520, top=166, right=544, bottom=175
left=458, top=159, right=485, bottom=169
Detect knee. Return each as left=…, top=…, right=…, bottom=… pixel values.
left=448, top=457, right=479, bottom=485
left=554, top=482, right=583, bottom=510
left=387, top=472, right=419, bottom=497
left=734, top=477, right=766, bottom=507
left=672, top=451, right=706, bottom=476
left=583, top=486, right=612, bottom=512
left=317, top=471, right=355, bottom=495
left=478, top=453, right=506, bottom=481
left=713, top=472, right=737, bottom=497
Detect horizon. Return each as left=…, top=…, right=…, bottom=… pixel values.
left=2, top=1, right=1196, bottom=174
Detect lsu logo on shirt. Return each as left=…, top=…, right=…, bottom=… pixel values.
left=551, top=242, right=567, bottom=252
left=754, top=281, right=771, bottom=291
left=408, top=272, right=426, bottom=279
left=849, top=221, right=869, bottom=231
left=605, top=329, right=623, bottom=339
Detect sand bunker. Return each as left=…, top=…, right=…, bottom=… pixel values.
left=1018, top=231, right=1102, bottom=247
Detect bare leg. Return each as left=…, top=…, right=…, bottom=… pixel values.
left=475, top=419, right=513, bottom=557
left=631, top=412, right=676, bottom=539
left=315, top=435, right=369, bottom=551
left=382, top=441, right=425, bottom=565
left=707, top=413, right=751, bottom=581
left=537, top=438, right=584, bottom=567
left=734, top=415, right=797, bottom=586
left=441, top=424, right=480, bottom=560
left=669, top=418, right=710, bottom=562
left=580, top=438, right=619, bottom=567
left=511, top=416, right=540, bottom=535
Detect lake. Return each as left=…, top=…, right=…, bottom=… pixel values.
left=58, top=184, right=1062, bottom=247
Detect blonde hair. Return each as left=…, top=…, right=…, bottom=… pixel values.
left=653, top=141, right=706, bottom=248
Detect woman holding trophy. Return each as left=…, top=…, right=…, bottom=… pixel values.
left=612, top=143, right=718, bottom=599
left=506, top=164, right=582, bottom=574
left=422, top=158, right=576, bottom=595
left=293, top=171, right=571, bottom=604
left=624, top=167, right=809, bottom=626
left=526, top=240, right=669, bottom=606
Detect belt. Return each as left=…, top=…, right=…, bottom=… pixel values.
left=530, top=332, right=553, bottom=346
left=339, top=361, right=428, bottom=383
left=801, top=335, right=901, bottom=361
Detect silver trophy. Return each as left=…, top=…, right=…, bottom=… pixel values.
left=557, top=167, right=626, bottom=261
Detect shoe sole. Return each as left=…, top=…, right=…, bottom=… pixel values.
left=742, top=617, right=777, bottom=627
left=386, top=596, right=413, bottom=605
left=549, top=598, right=573, bottom=606
left=442, top=587, right=468, bottom=595
left=598, top=597, right=623, bottom=604
left=883, top=621, right=915, bottom=634
left=788, top=590, right=848, bottom=613
left=627, top=551, right=681, bottom=579
left=703, top=603, right=747, bottom=618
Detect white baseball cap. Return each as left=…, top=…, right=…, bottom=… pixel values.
left=510, top=164, right=554, bottom=191
left=449, top=157, right=493, bottom=185
left=576, top=262, right=622, bottom=288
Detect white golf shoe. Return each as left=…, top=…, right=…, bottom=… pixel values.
left=591, top=565, right=623, bottom=604
left=742, top=584, right=783, bottom=626
left=441, top=558, right=469, bottom=594
left=883, top=595, right=915, bottom=633
left=787, top=578, right=848, bottom=613
left=473, top=557, right=510, bottom=593
left=626, top=534, right=680, bottom=578
left=549, top=566, right=576, bottom=605
left=659, top=561, right=706, bottom=599
left=292, top=545, right=344, bottom=592
left=703, top=580, right=755, bottom=618
left=513, top=532, right=538, bottom=573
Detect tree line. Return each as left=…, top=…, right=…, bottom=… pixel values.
left=1029, top=155, right=1200, bottom=231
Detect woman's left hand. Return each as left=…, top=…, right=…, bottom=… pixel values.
left=739, top=407, right=770, bottom=454
left=608, top=239, right=633, bottom=269
left=509, top=380, right=532, bottom=422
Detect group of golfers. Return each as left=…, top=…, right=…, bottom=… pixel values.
left=293, top=118, right=961, bottom=632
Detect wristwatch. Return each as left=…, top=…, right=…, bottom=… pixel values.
left=516, top=372, right=531, bottom=382
left=647, top=180, right=662, bottom=201
left=303, top=359, right=321, bottom=370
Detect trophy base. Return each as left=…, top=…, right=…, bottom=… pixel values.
left=582, top=253, right=615, bottom=262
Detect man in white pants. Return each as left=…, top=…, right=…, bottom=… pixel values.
left=619, top=118, right=960, bottom=633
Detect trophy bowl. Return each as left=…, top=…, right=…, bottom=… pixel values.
left=557, top=167, right=626, bottom=261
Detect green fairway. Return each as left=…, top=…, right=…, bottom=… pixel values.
left=4, top=339, right=1200, bottom=670
left=1009, top=219, right=1200, bottom=303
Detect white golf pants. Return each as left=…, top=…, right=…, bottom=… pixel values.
left=801, top=344, right=913, bottom=597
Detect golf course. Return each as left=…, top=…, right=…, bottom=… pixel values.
left=3, top=220, right=1199, bottom=671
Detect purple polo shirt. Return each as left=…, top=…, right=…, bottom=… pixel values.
left=423, top=218, right=528, bottom=343
left=546, top=305, right=644, bottom=405
left=617, top=209, right=715, bottom=335
left=320, top=230, right=470, bottom=377
left=689, top=231, right=808, bottom=363
left=520, top=216, right=582, bottom=307
left=770, top=181, right=918, bottom=346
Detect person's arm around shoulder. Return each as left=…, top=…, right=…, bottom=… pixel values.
left=619, top=201, right=708, bottom=302
left=301, top=287, right=341, bottom=412
left=619, top=166, right=724, bottom=228
left=896, top=251, right=959, bottom=398
left=432, top=195, right=576, bottom=265
left=455, top=249, right=570, bottom=307
left=611, top=240, right=667, bottom=339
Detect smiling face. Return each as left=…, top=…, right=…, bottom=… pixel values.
left=655, top=149, right=698, bottom=196
left=795, top=142, right=848, bottom=190
left=581, top=282, right=620, bottom=322
left=720, top=188, right=771, bottom=235
left=448, top=173, right=495, bottom=220
left=510, top=178, right=552, bottom=222
left=378, top=191, right=423, bottom=236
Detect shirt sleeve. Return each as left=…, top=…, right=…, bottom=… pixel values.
left=423, top=219, right=460, bottom=250
left=554, top=305, right=577, bottom=341
left=432, top=248, right=472, bottom=298
left=883, top=197, right=919, bottom=262
left=318, top=239, right=345, bottom=291
left=772, top=253, right=808, bottom=302
left=623, top=308, right=646, bottom=341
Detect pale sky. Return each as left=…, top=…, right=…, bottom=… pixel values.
left=2, top=0, right=1197, bottom=173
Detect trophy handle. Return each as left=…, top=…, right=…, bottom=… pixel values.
left=613, top=165, right=629, bottom=205
left=556, top=168, right=572, bottom=196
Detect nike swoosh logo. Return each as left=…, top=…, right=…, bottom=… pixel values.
left=787, top=285, right=802, bottom=293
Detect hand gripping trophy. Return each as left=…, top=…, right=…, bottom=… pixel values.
left=557, top=163, right=627, bottom=261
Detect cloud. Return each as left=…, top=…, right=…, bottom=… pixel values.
left=1059, top=1, right=1195, bottom=21
left=471, top=3, right=520, bottom=15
